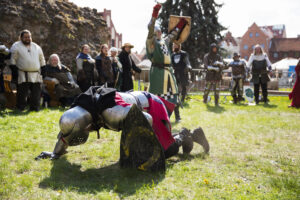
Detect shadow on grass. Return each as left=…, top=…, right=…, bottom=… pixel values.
left=39, top=157, right=165, bottom=197
left=166, top=152, right=209, bottom=168
left=205, top=104, right=226, bottom=113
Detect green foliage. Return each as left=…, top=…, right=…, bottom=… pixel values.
left=0, top=96, right=299, bottom=199
left=157, top=0, right=226, bottom=68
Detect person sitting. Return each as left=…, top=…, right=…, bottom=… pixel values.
left=76, top=44, right=97, bottom=92
left=41, top=54, right=81, bottom=106
left=95, top=44, right=115, bottom=87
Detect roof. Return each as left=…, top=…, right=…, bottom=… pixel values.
left=272, top=57, right=299, bottom=70
left=269, top=38, right=300, bottom=52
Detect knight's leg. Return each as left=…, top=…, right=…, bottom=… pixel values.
left=231, top=79, right=238, bottom=104
left=214, top=82, right=220, bottom=106
left=238, top=79, right=245, bottom=101
left=203, top=82, right=211, bottom=103
left=171, top=128, right=193, bottom=155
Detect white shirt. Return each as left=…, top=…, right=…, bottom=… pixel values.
left=247, top=53, right=272, bottom=71
left=10, top=41, right=45, bottom=83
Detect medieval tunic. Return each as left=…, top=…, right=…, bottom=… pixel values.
left=118, top=50, right=141, bottom=92
left=248, top=53, right=272, bottom=103
left=76, top=53, right=97, bottom=92
left=289, top=61, right=300, bottom=108
left=171, top=50, right=191, bottom=87
left=41, top=64, right=81, bottom=99
left=228, top=59, right=247, bottom=98
left=95, top=53, right=115, bottom=87
left=146, top=18, right=179, bottom=105
left=10, top=41, right=45, bottom=84
left=10, top=41, right=45, bottom=110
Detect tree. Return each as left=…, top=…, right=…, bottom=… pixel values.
left=157, top=0, right=225, bottom=68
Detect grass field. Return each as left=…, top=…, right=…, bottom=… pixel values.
left=0, top=95, right=299, bottom=200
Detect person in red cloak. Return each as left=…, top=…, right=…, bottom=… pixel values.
left=289, top=60, right=300, bottom=108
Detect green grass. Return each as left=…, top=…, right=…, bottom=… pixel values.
left=0, top=96, right=299, bottom=199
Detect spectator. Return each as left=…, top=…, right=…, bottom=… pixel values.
left=10, top=30, right=45, bottom=111
left=0, top=43, right=11, bottom=109
left=248, top=44, right=272, bottom=104
left=289, top=59, right=300, bottom=108
left=118, top=43, right=141, bottom=92
left=109, top=47, right=122, bottom=90
left=95, top=44, right=114, bottom=87
left=41, top=54, right=81, bottom=106
left=76, top=44, right=97, bottom=92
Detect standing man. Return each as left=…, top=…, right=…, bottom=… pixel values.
left=228, top=53, right=247, bottom=104
left=118, top=43, right=141, bottom=92
left=0, top=43, right=11, bottom=109
left=248, top=44, right=272, bottom=104
left=171, top=43, right=191, bottom=121
left=203, top=43, right=224, bottom=106
left=10, top=30, right=45, bottom=111
left=146, top=3, right=188, bottom=121
left=171, top=43, right=191, bottom=103
left=109, top=47, right=123, bottom=90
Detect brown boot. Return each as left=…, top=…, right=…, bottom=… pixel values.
left=191, top=127, right=210, bottom=153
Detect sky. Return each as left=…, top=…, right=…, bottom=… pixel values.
left=69, top=0, right=300, bottom=53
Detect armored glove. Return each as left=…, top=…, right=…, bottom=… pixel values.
left=176, top=18, right=188, bottom=30
left=35, top=151, right=61, bottom=160
left=152, top=4, right=162, bottom=18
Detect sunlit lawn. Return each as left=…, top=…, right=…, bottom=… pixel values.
left=0, top=95, right=299, bottom=199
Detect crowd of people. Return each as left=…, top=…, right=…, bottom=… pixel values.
left=0, top=30, right=142, bottom=110
left=1, top=3, right=299, bottom=172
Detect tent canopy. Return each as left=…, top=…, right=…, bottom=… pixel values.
left=272, top=57, right=298, bottom=70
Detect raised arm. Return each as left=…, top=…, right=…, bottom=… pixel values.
left=146, top=4, right=161, bottom=57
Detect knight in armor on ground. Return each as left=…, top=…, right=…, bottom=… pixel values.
left=203, top=43, right=225, bottom=106
left=228, top=53, right=248, bottom=104
left=146, top=4, right=188, bottom=120
left=36, top=86, right=209, bottom=171
left=247, top=44, right=272, bottom=105
left=0, top=43, right=11, bottom=109
left=171, top=43, right=192, bottom=121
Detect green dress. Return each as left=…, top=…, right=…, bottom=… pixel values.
left=146, top=18, right=180, bottom=105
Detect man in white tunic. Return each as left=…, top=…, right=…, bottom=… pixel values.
left=10, top=30, right=45, bottom=111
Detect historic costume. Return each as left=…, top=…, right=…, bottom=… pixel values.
left=41, top=63, right=81, bottom=106
left=247, top=46, right=272, bottom=104
left=146, top=4, right=188, bottom=106
left=118, top=44, right=141, bottom=92
left=0, top=43, right=10, bottom=109
left=95, top=53, right=115, bottom=87
left=171, top=49, right=191, bottom=103
left=76, top=52, right=97, bottom=92
left=228, top=53, right=247, bottom=103
left=36, top=87, right=209, bottom=171
left=10, top=35, right=45, bottom=111
left=289, top=60, right=300, bottom=108
left=110, top=48, right=123, bottom=90
left=203, top=43, right=225, bottom=106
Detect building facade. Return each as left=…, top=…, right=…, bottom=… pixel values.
left=100, top=9, right=122, bottom=49
left=220, top=31, right=240, bottom=58
left=269, top=37, right=300, bottom=63
left=239, top=23, right=286, bottom=60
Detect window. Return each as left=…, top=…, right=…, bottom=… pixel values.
left=249, top=32, right=253, bottom=38
left=252, top=45, right=255, bottom=50
left=244, top=56, right=248, bottom=60
left=261, top=44, right=265, bottom=49
left=273, top=52, right=278, bottom=58
left=295, top=52, right=300, bottom=58
left=244, top=45, right=248, bottom=50
left=106, top=16, right=110, bottom=27
left=255, top=32, right=259, bottom=37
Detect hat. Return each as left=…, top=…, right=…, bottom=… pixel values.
left=233, top=52, right=240, bottom=57
left=122, top=43, right=134, bottom=48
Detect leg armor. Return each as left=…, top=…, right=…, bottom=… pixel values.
left=203, top=82, right=212, bottom=103
left=214, top=82, right=220, bottom=106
